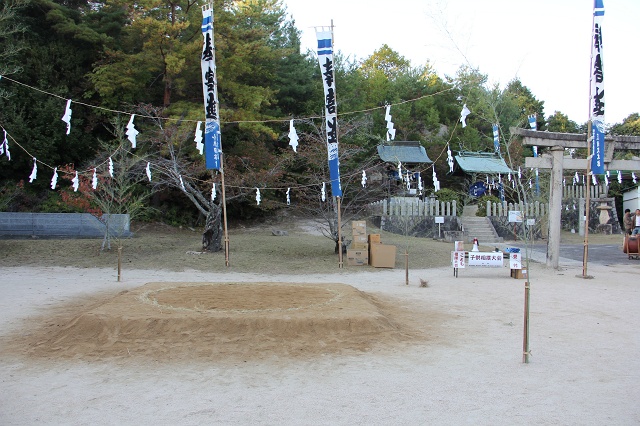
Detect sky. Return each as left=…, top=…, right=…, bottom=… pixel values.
left=283, top=0, right=639, bottom=126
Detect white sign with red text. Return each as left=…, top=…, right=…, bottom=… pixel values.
left=509, top=253, right=522, bottom=269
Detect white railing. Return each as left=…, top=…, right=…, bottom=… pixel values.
left=563, top=184, right=607, bottom=199
left=368, top=197, right=457, bottom=217
left=486, top=201, right=547, bottom=217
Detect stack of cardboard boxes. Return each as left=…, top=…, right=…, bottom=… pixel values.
left=369, top=233, right=396, bottom=268
left=346, top=220, right=397, bottom=268
left=346, top=220, right=368, bottom=266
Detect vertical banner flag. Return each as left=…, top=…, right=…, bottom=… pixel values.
left=528, top=114, right=538, bottom=156
left=590, top=0, right=605, bottom=175
left=492, top=124, right=500, bottom=153
left=201, top=3, right=222, bottom=170
left=316, top=28, right=342, bottom=197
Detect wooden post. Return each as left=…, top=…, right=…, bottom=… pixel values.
left=220, top=155, right=230, bottom=267
left=522, top=274, right=531, bottom=363
left=117, top=246, right=122, bottom=282
left=582, top=121, right=592, bottom=277
left=404, top=249, right=409, bottom=285
left=337, top=196, right=343, bottom=268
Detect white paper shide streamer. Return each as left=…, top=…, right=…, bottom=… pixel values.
left=72, top=171, right=79, bottom=192
left=92, top=168, right=98, bottom=189
left=1, top=129, right=10, bottom=160
left=432, top=167, right=440, bottom=192
left=61, top=99, right=72, bottom=135
left=146, top=162, right=152, bottom=182
left=126, top=114, right=139, bottom=148
left=194, top=121, right=204, bottom=155
left=28, top=157, right=37, bottom=183
left=286, top=188, right=290, bottom=205
left=288, top=119, right=299, bottom=152
left=460, top=104, right=470, bottom=128
left=321, top=182, right=326, bottom=202
left=447, top=144, right=454, bottom=173
left=211, top=182, right=216, bottom=201
left=50, top=167, right=58, bottom=189
left=255, top=188, right=261, bottom=205
left=108, top=157, right=114, bottom=177
left=385, top=105, right=395, bottom=141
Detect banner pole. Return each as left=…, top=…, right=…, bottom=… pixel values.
left=337, top=196, right=343, bottom=268
left=220, top=155, right=230, bottom=267
left=583, top=121, right=592, bottom=277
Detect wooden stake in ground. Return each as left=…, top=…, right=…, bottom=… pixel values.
left=522, top=275, right=530, bottom=363
left=117, top=246, right=122, bottom=282
left=404, top=249, right=409, bottom=285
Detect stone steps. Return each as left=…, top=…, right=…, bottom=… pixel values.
left=458, top=215, right=503, bottom=243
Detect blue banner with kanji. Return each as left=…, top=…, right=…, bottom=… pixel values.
left=316, top=29, right=342, bottom=197
left=590, top=0, right=605, bottom=175
left=201, top=4, right=222, bottom=170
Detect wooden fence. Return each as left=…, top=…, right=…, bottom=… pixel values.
left=368, top=197, right=457, bottom=217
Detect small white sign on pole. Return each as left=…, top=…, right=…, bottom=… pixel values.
left=508, top=211, right=523, bottom=223
left=526, top=218, right=535, bottom=226
left=435, top=216, right=444, bottom=238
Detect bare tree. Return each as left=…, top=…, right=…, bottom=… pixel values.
left=283, top=118, right=387, bottom=253
left=142, top=105, right=288, bottom=252
left=61, top=119, right=153, bottom=251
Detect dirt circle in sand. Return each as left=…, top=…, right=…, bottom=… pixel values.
left=143, top=283, right=339, bottom=312
left=7, top=282, right=433, bottom=361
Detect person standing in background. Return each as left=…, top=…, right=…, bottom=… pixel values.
left=633, top=209, right=640, bottom=235
left=623, top=209, right=634, bottom=234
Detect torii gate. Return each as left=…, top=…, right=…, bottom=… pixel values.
left=511, top=127, right=640, bottom=269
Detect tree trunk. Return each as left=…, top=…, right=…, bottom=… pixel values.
left=202, top=207, right=223, bottom=252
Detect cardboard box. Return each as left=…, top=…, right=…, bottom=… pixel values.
left=347, top=249, right=369, bottom=266
left=511, top=268, right=528, bottom=279
left=352, top=220, right=367, bottom=235
left=370, top=244, right=397, bottom=268
left=352, top=234, right=367, bottom=244
left=351, top=242, right=369, bottom=250
left=368, top=234, right=381, bottom=244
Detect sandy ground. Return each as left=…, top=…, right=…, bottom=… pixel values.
left=1, top=248, right=639, bottom=426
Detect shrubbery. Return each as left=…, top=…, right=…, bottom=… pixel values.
left=434, top=188, right=462, bottom=215
left=476, top=194, right=501, bottom=217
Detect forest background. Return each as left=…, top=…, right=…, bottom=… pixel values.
left=1, top=0, right=639, bottom=251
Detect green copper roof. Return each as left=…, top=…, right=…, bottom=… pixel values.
left=454, top=153, right=514, bottom=174
left=377, top=142, right=432, bottom=163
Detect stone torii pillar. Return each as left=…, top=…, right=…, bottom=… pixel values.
left=511, top=127, right=640, bottom=269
